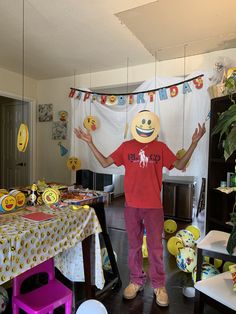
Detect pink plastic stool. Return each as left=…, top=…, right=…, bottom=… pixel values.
left=12, top=258, right=72, bottom=314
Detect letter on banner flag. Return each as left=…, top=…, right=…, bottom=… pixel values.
left=101, top=95, right=107, bottom=104
left=137, top=93, right=145, bottom=104
left=118, top=96, right=126, bottom=106
left=83, top=92, right=91, bottom=101
left=92, top=94, right=98, bottom=103
left=170, top=86, right=178, bottom=97
left=69, top=89, right=76, bottom=98
left=148, top=92, right=155, bottom=102
left=158, top=88, right=167, bottom=100
left=129, top=95, right=133, bottom=104
left=193, top=77, right=203, bottom=89
left=183, top=82, right=192, bottom=94
left=76, top=91, right=82, bottom=99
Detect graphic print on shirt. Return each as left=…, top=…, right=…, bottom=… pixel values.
left=139, top=149, right=149, bottom=168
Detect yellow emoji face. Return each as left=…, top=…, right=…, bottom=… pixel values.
left=67, top=156, right=81, bottom=171
left=167, top=236, right=184, bottom=256
left=0, top=195, right=16, bottom=212
left=42, top=188, right=60, bottom=205
left=83, top=115, right=98, bottom=131
left=108, top=95, right=117, bottom=105
left=9, top=190, right=26, bottom=207
left=131, top=110, right=160, bottom=143
left=17, top=123, right=29, bottom=152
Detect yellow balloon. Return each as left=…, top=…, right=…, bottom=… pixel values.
left=167, top=236, right=184, bottom=256
left=142, top=235, right=148, bottom=258
left=204, top=256, right=223, bottom=269
left=42, top=188, right=60, bottom=205
left=186, top=225, right=201, bottom=241
left=176, top=148, right=190, bottom=168
left=223, top=261, right=235, bottom=272
left=164, top=219, right=177, bottom=234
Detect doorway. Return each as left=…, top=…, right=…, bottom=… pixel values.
left=0, top=96, right=31, bottom=189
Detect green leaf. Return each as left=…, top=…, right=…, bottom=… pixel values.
left=224, top=126, right=236, bottom=160
left=226, top=226, right=236, bottom=255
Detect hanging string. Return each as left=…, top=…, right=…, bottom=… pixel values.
left=182, top=44, right=187, bottom=148
left=22, top=0, right=25, bottom=121
left=73, top=70, right=76, bottom=157
left=124, top=57, right=129, bottom=139
left=89, top=69, right=92, bottom=116
left=154, top=51, right=160, bottom=117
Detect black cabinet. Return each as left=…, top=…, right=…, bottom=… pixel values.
left=206, top=94, right=236, bottom=233
left=76, top=170, right=112, bottom=191
left=163, top=176, right=195, bottom=222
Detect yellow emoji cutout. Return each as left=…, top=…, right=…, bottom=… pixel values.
left=17, top=123, right=29, bottom=152
left=83, top=115, right=99, bottom=131
left=42, top=188, right=60, bottom=205
left=0, top=195, right=16, bottom=212
left=0, top=189, right=8, bottom=198
left=131, top=110, right=160, bottom=143
left=9, top=190, right=26, bottom=207
left=67, top=156, right=81, bottom=171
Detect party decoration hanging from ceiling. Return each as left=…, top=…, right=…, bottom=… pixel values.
left=17, top=123, right=29, bottom=152
left=67, top=156, right=81, bottom=171
left=83, top=115, right=99, bottom=131
left=67, top=71, right=82, bottom=171
left=17, top=0, right=29, bottom=153
left=58, top=142, right=68, bottom=156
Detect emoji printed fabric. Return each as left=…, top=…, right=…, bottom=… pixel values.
left=0, top=205, right=102, bottom=286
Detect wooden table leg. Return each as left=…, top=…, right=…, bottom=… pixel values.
left=82, top=235, right=95, bottom=299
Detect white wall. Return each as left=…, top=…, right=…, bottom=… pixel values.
left=1, top=48, right=236, bottom=186
left=36, top=48, right=236, bottom=185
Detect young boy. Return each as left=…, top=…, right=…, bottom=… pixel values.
left=74, top=110, right=206, bottom=307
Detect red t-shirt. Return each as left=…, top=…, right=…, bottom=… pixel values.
left=110, top=139, right=177, bottom=209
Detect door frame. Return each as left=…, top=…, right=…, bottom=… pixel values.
left=0, top=89, right=36, bottom=186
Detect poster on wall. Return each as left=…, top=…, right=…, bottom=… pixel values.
left=52, top=121, right=67, bottom=140
left=38, top=104, right=53, bottom=122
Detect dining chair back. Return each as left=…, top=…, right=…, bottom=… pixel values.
left=12, top=258, right=72, bottom=314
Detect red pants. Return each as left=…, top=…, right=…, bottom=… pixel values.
left=124, top=206, right=165, bottom=289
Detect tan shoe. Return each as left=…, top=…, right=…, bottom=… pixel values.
left=123, top=282, right=143, bottom=299
left=154, top=287, right=169, bottom=307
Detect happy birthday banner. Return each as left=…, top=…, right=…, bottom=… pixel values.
left=69, top=74, right=204, bottom=106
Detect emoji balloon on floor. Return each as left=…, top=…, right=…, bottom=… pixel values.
left=76, top=299, right=108, bottom=314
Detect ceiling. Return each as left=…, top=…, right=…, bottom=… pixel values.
left=0, top=0, right=236, bottom=80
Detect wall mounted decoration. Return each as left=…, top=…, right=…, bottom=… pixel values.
left=38, top=104, right=53, bottom=122
left=52, top=121, right=67, bottom=140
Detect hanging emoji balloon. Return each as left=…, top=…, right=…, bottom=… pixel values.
left=176, top=148, right=190, bottom=171
left=131, top=110, right=160, bottom=143
left=67, top=156, right=81, bottom=171
left=83, top=115, right=99, bottom=131
left=17, top=123, right=29, bottom=152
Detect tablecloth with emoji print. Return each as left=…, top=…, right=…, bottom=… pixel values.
left=0, top=205, right=105, bottom=289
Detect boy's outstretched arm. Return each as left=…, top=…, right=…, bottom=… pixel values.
left=173, top=123, right=206, bottom=170
left=74, top=127, right=114, bottom=168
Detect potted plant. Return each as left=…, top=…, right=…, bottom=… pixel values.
left=211, top=68, right=236, bottom=255
left=211, top=68, right=236, bottom=161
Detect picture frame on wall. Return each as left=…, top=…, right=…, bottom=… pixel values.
left=38, top=103, right=53, bottom=122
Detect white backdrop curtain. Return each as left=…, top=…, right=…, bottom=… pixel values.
left=70, top=70, right=211, bottom=198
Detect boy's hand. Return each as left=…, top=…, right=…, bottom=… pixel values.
left=192, top=123, right=206, bottom=145
left=74, top=127, right=92, bottom=144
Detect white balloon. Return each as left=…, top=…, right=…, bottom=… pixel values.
left=76, top=299, right=108, bottom=314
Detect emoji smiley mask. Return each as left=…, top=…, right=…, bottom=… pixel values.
left=131, top=110, right=160, bottom=143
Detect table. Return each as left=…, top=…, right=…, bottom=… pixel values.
left=0, top=205, right=104, bottom=290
